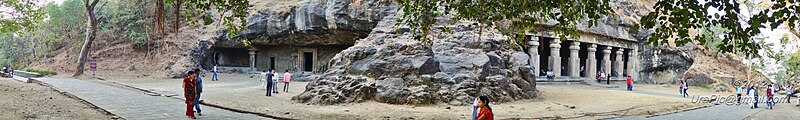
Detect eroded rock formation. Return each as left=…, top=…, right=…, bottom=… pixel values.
left=291, top=14, right=538, bottom=105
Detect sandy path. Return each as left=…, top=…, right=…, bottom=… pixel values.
left=103, top=73, right=713, bottom=119
left=0, top=78, right=117, bottom=120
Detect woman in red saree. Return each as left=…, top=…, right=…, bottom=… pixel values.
left=183, top=71, right=197, bottom=119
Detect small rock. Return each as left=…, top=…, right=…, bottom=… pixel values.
left=445, top=106, right=451, bottom=109
left=344, top=109, right=350, bottom=112
left=284, top=112, right=290, bottom=114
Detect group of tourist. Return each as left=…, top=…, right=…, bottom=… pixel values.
left=678, top=80, right=689, bottom=97
left=731, top=80, right=800, bottom=110
left=181, top=65, right=224, bottom=119
left=182, top=69, right=203, bottom=119
left=262, top=68, right=292, bottom=96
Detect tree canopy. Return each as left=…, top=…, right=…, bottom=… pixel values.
left=397, top=0, right=613, bottom=44
left=398, top=0, right=800, bottom=58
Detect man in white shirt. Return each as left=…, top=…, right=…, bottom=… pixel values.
left=259, top=70, right=267, bottom=89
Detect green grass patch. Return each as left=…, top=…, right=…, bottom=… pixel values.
left=25, top=69, right=58, bottom=76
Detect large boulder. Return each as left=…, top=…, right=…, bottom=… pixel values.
left=292, top=14, right=537, bottom=105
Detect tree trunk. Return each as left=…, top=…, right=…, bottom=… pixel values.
left=74, top=0, right=100, bottom=77
left=173, top=0, right=181, bottom=33
left=154, top=0, right=165, bottom=36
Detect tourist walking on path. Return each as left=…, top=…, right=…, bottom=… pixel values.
left=767, top=84, right=774, bottom=109
left=626, top=75, right=633, bottom=91
left=682, top=80, right=689, bottom=97
left=182, top=71, right=198, bottom=119
left=193, top=69, right=203, bottom=116
left=283, top=70, right=291, bottom=92
left=786, top=84, right=793, bottom=104
left=679, top=80, right=684, bottom=95
left=211, top=65, right=219, bottom=81
left=476, top=96, right=494, bottom=120
left=265, top=69, right=275, bottom=96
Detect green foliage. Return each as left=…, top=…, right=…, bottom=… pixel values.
left=0, top=0, right=46, bottom=34
left=180, top=0, right=250, bottom=38
left=397, top=0, right=613, bottom=44
left=97, top=0, right=152, bottom=46
left=640, top=0, right=800, bottom=58
left=25, top=68, right=57, bottom=75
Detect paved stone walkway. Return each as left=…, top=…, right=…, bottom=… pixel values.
left=36, top=78, right=271, bottom=120
left=617, top=104, right=763, bottom=120
left=601, top=82, right=766, bottom=120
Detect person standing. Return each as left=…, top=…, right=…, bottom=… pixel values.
left=260, top=70, right=267, bottom=89
left=476, top=96, right=494, bottom=120
left=271, top=69, right=279, bottom=94
left=736, top=83, right=743, bottom=104
left=193, top=69, right=203, bottom=116
left=746, top=83, right=752, bottom=95
left=211, top=65, right=219, bottom=81
left=788, top=84, right=793, bottom=104
left=183, top=71, right=197, bottom=119
left=283, top=70, right=292, bottom=92
left=265, top=69, right=274, bottom=96
left=767, top=84, right=774, bottom=109
left=679, top=80, right=684, bottom=95
left=626, top=75, right=633, bottom=91
left=606, top=72, right=610, bottom=85
left=753, top=86, right=759, bottom=109
left=471, top=97, right=479, bottom=120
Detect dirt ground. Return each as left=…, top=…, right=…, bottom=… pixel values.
left=0, top=78, right=118, bottom=120
left=104, top=73, right=715, bottom=120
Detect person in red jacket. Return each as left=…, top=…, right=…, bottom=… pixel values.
left=476, top=96, right=493, bottom=120
left=626, top=75, right=633, bottom=91
left=183, top=71, right=197, bottom=119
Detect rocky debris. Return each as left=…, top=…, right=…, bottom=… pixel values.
left=215, top=0, right=397, bottom=48
left=292, top=13, right=537, bottom=105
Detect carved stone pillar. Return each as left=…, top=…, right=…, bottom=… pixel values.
left=602, top=46, right=612, bottom=76
left=549, top=39, right=561, bottom=77
left=528, top=36, right=540, bottom=77
left=569, top=42, right=580, bottom=78
left=615, top=48, right=624, bottom=78
left=587, top=44, right=597, bottom=80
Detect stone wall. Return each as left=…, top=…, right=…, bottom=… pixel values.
left=254, top=45, right=349, bottom=73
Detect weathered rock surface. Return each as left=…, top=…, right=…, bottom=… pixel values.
left=638, top=44, right=696, bottom=84
left=215, top=0, right=396, bottom=48
left=292, top=14, right=537, bottom=105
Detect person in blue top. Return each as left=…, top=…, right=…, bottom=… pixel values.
left=752, top=86, right=759, bottom=109
left=736, top=83, right=742, bottom=104
left=193, top=69, right=203, bottom=115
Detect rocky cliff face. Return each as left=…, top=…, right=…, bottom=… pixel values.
left=291, top=14, right=537, bottom=105
left=215, top=0, right=396, bottom=48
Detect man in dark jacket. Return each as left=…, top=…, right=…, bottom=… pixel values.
left=265, top=68, right=275, bottom=96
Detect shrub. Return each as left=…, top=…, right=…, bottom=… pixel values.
left=25, top=69, right=58, bottom=76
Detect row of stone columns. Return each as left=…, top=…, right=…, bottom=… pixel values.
left=527, top=36, right=637, bottom=80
